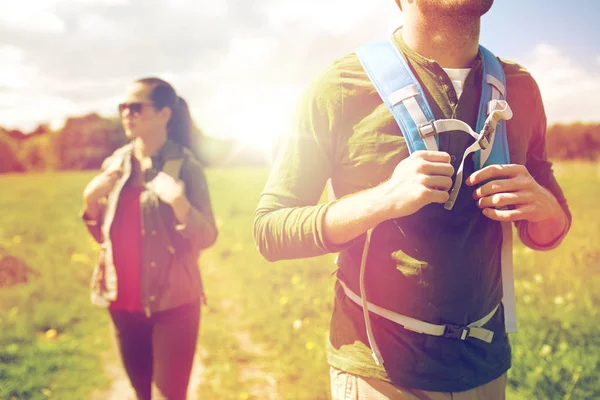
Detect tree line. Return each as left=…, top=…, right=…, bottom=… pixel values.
left=1, top=115, right=599, bottom=174
left=0, top=113, right=268, bottom=173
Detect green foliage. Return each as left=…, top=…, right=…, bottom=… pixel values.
left=0, top=134, right=24, bottom=173
left=199, top=163, right=600, bottom=400
left=0, top=114, right=265, bottom=174
left=0, top=172, right=111, bottom=400
left=52, top=114, right=128, bottom=170
left=19, top=134, right=57, bottom=172
left=0, top=116, right=129, bottom=173
left=546, top=123, right=600, bottom=161
left=0, top=164, right=598, bottom=399
left=5, top=116, right=598, bottom=174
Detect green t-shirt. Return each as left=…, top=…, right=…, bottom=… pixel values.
left=254, top=31, right=571, bottom=392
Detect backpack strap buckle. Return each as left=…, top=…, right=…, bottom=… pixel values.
left=418, top=120, right=437, bottom=138
left=443, top=324, right=471, bottom=341
left=477, top=122, right=492, bottom=150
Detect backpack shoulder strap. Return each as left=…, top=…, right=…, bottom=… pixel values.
left=477, top=46, right=517, bottom=333
left=476, top=45, right=511, bottom=169
left=356, top=39, right=517, bottom=331
left=356, top=40, right=439, bottom=153
left=162, top=158, right=184, bottom=181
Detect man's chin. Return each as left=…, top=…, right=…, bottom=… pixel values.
left=418, top=0, right=494, bottom=18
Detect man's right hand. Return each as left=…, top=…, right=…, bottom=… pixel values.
left=379, top=150, right=454, bottom=218
left=322, top=151, right=455, bottom=246
left=83, top=169, right=121, bottom=219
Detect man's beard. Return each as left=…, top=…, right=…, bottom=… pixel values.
left=416, top=0, right=494, bottom=18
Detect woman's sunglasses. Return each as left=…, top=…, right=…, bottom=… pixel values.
left=118, top=102, right=154, bottom=115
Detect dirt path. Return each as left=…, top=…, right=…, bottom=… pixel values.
left=88, top=347, right=205, bottom=400
left=220, top=299, right=279, bottom=400
left=233, top=331, right=278, bottom=400
left=88, top=349, right=135, bottom=400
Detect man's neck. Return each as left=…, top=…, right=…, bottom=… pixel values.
left=401, top=11, right=480, bottom=68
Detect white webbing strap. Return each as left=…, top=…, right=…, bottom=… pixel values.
left=486, top=74, right=505, bottom=98
left=359, top=228, right=384, bottom=365
left=479, top=98, right=511, bottom=168
left=432, top=101, right=512, bottom=140
left=351, top=217, right=508, bottom=364
left=427, top=119, right=479, bottom=140
left=444, top=101, right=513, bottom=210
left=354, top=226, right=499, bottom=366
left=388, top=86, right=438, bottom=151
left=343, top=277, right=498, bottom=346
left=501, top=221, right=518, bottom=332
left=487, top=99, right=502, bottom=115
left=388, top=84, right=419, bottom=106
left=445, top=138, right=485, bottom=210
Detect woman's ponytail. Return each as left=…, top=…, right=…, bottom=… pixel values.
left=136, top=78, right=204, bottom=161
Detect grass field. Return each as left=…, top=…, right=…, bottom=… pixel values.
left=0, top=162, right=598, bottom=399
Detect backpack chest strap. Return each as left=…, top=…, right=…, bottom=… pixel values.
left=387, top=82, right=513, bottom=209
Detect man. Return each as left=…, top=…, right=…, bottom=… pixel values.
left=254, top=0, right=571, bottom=398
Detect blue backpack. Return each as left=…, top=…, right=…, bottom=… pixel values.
left=341, top=39, right=517, bottom=366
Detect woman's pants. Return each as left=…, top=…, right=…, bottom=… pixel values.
left=109, top=301, right=201, bottom=400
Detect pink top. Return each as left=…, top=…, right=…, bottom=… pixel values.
left=109, top=184, right=144, bottom=312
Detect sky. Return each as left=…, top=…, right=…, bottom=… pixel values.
left=1, top=0, right=599, bottom=148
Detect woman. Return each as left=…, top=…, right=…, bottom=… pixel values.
left=81, top=77, right=218, bottom=399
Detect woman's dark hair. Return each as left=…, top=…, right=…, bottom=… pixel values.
left=136, top=77, right=203, bottom=159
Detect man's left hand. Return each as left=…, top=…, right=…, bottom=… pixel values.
left=466, top=164, right=562, bottom=223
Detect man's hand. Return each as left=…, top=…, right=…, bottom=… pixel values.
left=380, top=150, right=455, bottom=218
left=322, top=150, right=454, bottom=246
left=467, top=164, right=563, bottom=223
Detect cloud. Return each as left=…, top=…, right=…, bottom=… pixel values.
left=262, top=0, right=395, bottom=36
left=3, top=1, right=596, bottom=137
left=0, top=45, right=37, bottom=89
left=0, top=91, right=77, bottom=130
left=0, top=0, right=402, bottom=134
left=0, top=6, right=66, bottom=34
left=523, top=44, right=600, bottom=124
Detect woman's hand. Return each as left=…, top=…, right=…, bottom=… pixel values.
left=150, top=171, right=191, bottom=223
left=83, top=169, right=121, bottom=219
